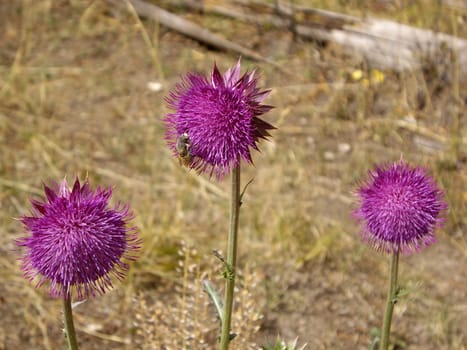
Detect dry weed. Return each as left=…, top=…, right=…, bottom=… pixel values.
left=133, top=242, right=263, bottom=350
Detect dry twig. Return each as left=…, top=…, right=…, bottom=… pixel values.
left=180, top=0, right=467, bottom=75
left=107, top=0, right=285, bottom=71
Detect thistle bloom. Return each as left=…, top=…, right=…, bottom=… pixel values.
left=164, top=59, right=274, bottom=178
left=354, top=160, right=447, bottom=254
left=17, top=178, right=139, bottom=300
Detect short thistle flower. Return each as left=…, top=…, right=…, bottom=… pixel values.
left=354, top=160, right=447, bottom=254
left=164, top=59, right=275, bottom=178
left=17, top=178, right=140, bottom=300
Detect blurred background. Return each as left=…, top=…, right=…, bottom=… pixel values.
left=0, top=0, right=465, bottom=349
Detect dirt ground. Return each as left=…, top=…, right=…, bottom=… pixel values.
left=0, top=1, right=466, bottom=349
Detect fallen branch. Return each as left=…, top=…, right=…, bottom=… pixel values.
left=107, top=0, right=284, bottom=71
left=180, top=0, right=467, bottom=75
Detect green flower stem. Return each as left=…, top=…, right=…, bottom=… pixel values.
left=380, top=250, right=399, bottom=350
left=219, top=164, right=241, bottom=350
left=63, top=296, right=79, bottom=350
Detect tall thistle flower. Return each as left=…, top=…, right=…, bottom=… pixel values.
left=164, top=59, right=274, bottom=350
left=17, top=178, right=140, bottom=299
left=354, top=160, right=446, bottom=350
left=354, top=160, right=446, bottom=254
left=17, top=178, right=140, bottom=350
left=164, top=58, right=274, bottom=178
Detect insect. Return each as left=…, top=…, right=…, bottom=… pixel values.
left=176, top=132, right=192, bottom=166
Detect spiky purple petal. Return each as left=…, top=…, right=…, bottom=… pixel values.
left=354, top=160, right=447, bottom=254
left=164, top=58, right=275, bottom=178
left=17, top=178, right=140, bottom=300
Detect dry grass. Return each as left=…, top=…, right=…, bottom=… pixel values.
left=0, top=0, right=465, bottom=349
left=133, top=242, right=263, bottom=349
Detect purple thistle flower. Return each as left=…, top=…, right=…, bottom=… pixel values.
left=164, top=58, right=275, bottom=178
left=17, top=178, right=140, bottom=300
left=354, top=160, right=447, bottom=254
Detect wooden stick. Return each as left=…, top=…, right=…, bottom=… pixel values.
left=181, top=0, right=467, bottom=75
left=107, top=0, right=285, bottom=70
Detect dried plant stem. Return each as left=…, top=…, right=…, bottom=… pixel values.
left=380, top=250, right=399, bottom=350
left=63, top=297, right=79, bottom=350
left=219, top=164, right=241, bottom=350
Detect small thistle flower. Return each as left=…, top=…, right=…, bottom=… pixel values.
left=164, top=58, right=275, bottom=178
left=17, top=178, right=140, bottom=300
left=354, top=160, right=447, bottom=254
